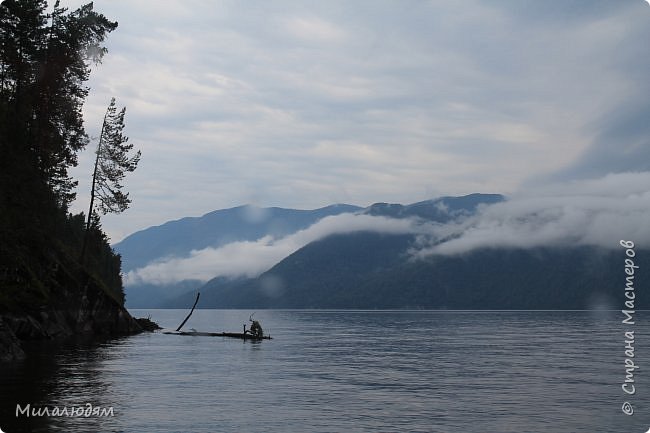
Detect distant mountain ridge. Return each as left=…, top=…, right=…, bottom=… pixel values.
left=158, top=192, right=647, bottom=310
left=115, top=203, right=362, bottom=272
left=162, top=193, right=539, bottom=309
left=119, top=194, right=514, bottom=308
left=173, top=239, right=644, bottom=310
left=115, top=203, right=362, bottom=307
left=115, top=194, right=505, bottom=276
left=362, top=193, right=504, bottom=221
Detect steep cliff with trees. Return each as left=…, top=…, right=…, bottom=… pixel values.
left=0, top=1, right=141, bottom=361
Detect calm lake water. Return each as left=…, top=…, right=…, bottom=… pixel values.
left=1, top=310, right=649, bottom=432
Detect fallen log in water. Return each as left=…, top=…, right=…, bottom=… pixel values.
left=165, top=291, right=271, bottom=340
left=162, top=330, right=271, bottom=340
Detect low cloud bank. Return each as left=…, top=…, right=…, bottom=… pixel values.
left=124, top=213, right=425, bottom=286
left=126, top=172, right=650, bottom=286
left=414, top=172, right=650, bottom=257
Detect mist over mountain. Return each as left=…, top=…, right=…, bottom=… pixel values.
left=120, top=194, right=503, bottom=307
left=121, top=183, right=648, bottom=310
left=115, top=204, right=360, bottom=307
left=171, top=238, right=647, bottom=310
left=159, top=193, right=510, bottom=308
left=167, top=185, right=648, bottom=309
left=115, top=204, right=361, bottom=271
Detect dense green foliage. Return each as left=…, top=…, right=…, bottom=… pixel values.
left=0, top=1, right=125, bottom=312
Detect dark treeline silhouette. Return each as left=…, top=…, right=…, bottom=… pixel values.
left=0, top=0, right=126, bottom=315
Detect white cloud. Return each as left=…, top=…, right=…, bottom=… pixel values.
left=125, top=213, right=424, bottom=285
left=414, top=172, right=650, bottom=256
left=125, top=172, right=650, bottom=285
left=57, top=1, right=650, bottom=242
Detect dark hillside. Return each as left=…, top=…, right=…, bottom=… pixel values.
left=0, top=1, right=141, bottom=361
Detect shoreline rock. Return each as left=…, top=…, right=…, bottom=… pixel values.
left=135, top=316, right=162, bottom=332
left=0, top=319, right=25, bottom=362
left=0, top=277, right=145, bottom=362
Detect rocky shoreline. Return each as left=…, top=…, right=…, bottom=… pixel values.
left=0, top=279, right=146, bottom=362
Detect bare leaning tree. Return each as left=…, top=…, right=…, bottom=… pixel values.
left=80, top=97, right=141, bottom=262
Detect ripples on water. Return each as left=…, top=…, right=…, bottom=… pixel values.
left=1, top=310, right=649, bottom=432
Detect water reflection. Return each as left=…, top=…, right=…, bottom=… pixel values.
left=0, top=336, right=126, bottom=433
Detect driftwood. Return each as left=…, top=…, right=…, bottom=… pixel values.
left=162, top=330, right=271, bottom=340
left=165, top=292, right=271, bottom=340
left=175, top=292, right=200, bottom=332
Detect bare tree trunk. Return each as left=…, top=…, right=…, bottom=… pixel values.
left=80, top=109, right=109, bottom=262
left=176, top=292, right=201, bottom=332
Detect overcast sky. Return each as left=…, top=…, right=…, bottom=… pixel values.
left=60, top=0, right=650, bottom=242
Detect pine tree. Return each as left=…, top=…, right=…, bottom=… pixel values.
left=0, top=1, right=129, bottom=310
left=81, top=97, right=141, bottom=261
left=0, top=0, right=118, bottom=207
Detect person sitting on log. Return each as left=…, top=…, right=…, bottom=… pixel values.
left=249, top=320, right=263, bottom=338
